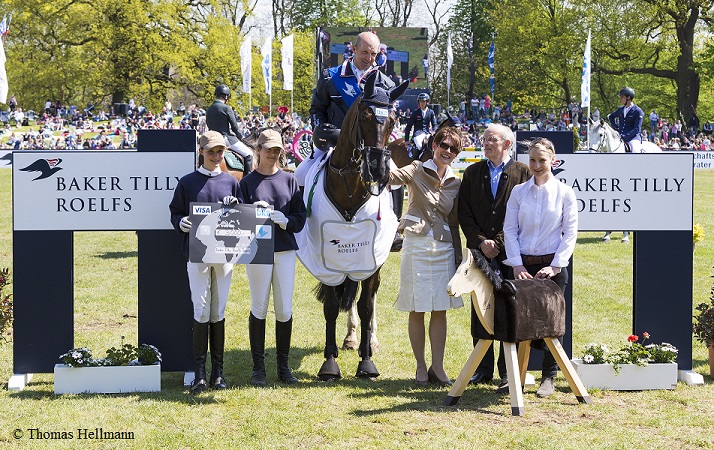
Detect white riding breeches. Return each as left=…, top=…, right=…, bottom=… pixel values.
left=225, top=136, right=254, bottom=159
left=626, top=138, right=642, bottom=153
left=413, top=132, right=428, bottom=152
left=187, top=262, right=233, bottom=323
left=246, top=250, right=296, bottom=322
left=294, top=147, right=327, bottom=187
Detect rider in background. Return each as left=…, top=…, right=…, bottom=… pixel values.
left=604, top=87, right=642, bottom=243
left=206, top=84, right=254, bottom=173
left=404, top=93, right=437, bottom=160
left=608, top=87, right=644, bottom=153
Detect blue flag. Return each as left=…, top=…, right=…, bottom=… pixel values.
left=488, top=38, right=495, bottom=94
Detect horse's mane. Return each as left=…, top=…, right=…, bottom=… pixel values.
left=469, top=248, right=504, bottom=291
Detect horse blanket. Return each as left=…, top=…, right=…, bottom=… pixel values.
left=295, top=150, right=398, bottom=286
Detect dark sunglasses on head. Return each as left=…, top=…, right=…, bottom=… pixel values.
left=438, top=141, right=459, bottom=154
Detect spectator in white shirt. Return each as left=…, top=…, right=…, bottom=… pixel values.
left=503, top=136, right=578, bottom=398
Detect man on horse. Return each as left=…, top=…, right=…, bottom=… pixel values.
left=296, top=31, right=395, bottom=188
left=404, top=92, right=437, bottom=160
left=608, top=87, right=644, bottom=153
left=206, top=84, right=254, bottom=173
left=299, top=31, right=403, bottom=247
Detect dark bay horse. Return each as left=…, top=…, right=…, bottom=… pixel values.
left=312, top=72, right=408, bottom=380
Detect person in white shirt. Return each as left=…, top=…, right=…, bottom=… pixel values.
left=503, top=136, right=578, bottom=398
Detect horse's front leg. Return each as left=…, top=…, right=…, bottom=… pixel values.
left=342, top=304, right=359, bottom=351
left=318, top=287, right=342, bottom=381
left=355, top=273, right=380, bottom=378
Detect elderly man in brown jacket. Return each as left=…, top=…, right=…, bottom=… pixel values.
left=458, top=123, right=530, bottom=392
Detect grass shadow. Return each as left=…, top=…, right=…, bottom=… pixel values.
left=96, top=251, right=138, bottom=259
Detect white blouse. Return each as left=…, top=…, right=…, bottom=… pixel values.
left=503, top=176, right=578, bottom=268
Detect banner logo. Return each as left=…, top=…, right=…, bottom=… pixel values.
left=20, top=158, right=63, bottom=180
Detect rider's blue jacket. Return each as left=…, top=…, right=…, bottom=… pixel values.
left=404, top=107, right=437, bottom=142
left=608, top=103, right=644, bottom=143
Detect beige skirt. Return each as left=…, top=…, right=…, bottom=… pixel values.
left=395, top=232, right=464, bottom=312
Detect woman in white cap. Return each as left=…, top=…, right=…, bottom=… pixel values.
left=169, top=130, right=242, bottom=394
left=239, top=129, right=307, bottom=386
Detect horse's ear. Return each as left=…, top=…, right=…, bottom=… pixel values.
left=600, top=119, right=605, bottom=126
left=362, top=71, right=378, bottom=99
left=588, top=117, right=593, bottom=125
left=390, top=80, right=410, bottom=103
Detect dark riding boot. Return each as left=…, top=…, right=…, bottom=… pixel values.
left=249, top=312, right=266, bottom=387
left=191, top=320, right=209, bottom=395
left=243, top=154, right=254, bottom=174
left=209, top=319, right=227, bottom=390
left=276, top=317, right=299, bottom=384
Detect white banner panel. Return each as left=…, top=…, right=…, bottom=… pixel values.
left=516, top=153, right=693, bottom=231
left=13, top=151, right=195, bottom=231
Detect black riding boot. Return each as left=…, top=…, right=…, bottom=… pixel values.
left=209, top=319, right=227, bottom=390
left=243, top=154, right=254, bottom=174
left=276, top=317, right=299, bottom=384
left=191, top=320, right=209, bottom=394
left=249, top=312, right=266, bottom=386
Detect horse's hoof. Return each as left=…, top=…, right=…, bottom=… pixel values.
left=356, top=360, right=380, bottom=379
left=342, top=337, right=359, bottom=351
left=318, top=358, right=342, bottom=381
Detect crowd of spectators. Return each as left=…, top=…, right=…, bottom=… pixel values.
left=0, top=98, right=310, bottom=151
left=3, top=96, right=713, bottom=153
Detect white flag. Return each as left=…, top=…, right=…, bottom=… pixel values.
left=446, top=33, right=453, bottom=90
left=261, top=35, right=272, bottom=95
left=240, top=37, right=251, bottom=94
left=0, top=37, right=8, bottom=104
left=281, top=34, right=293, bottom=91
left=581, top=30, right=591, bottom=108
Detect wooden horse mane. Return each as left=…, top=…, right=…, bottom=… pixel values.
left=469, top=248, right=504, bottom=292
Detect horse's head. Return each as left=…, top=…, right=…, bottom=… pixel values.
left=336, top=71, right=409, bottom=196
left=588, top=118, right=625, bottom=153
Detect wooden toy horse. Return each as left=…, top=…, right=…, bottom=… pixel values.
left=296, top=71, right=409, bottom=380
left=587, top=118, right=662, bottom=153
left=445, top=248, right=591, bottom=415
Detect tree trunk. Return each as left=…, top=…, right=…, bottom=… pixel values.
left=675, top=6, right=699, bottom=123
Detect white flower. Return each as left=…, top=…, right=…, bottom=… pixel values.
left=72, top=351, right=82, bottom=359
left=583, top=354, right=594, bottom=363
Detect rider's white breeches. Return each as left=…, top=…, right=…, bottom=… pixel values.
left=225, top=137, right=254, bottom=158
left=246, top=250, right=296, bottom=322
left=413, top=132, right=428, bottom=151
left=187, top=262, right=233, bottom=323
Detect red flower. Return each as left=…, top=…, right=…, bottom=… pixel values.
left=642, top=332, right=650, bottom=340
left=627, top=334, right=638, bottom=343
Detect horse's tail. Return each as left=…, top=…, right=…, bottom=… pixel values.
left=315, top=279, right=360, bottom=311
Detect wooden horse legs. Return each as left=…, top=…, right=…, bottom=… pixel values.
left=445, top=337, right=591, bottom=416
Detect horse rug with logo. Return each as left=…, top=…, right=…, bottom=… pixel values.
left=295, top=149, right=398, bottom=286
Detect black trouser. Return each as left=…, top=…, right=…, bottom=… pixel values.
left=521, top=262, right=569, bottom=379
left=471, top=258, right=512, bottom=379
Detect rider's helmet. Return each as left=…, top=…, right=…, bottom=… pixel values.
left=312, top=123, right=341, bottom=152
left=215, top=84, right=231, bottom=100
left=618, top=87, right=635, bottom=100
left=417, top=93, right=430, bottom=102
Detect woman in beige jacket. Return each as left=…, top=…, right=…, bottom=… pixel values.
left=389, top=126, right=463, bottom=386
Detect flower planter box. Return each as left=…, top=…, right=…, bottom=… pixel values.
left=571, top=359, right=677, bottom=390
left=54, top=364, right=161, bottom=394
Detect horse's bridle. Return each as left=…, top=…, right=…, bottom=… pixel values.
left=328, top=96, right=393, bottom=198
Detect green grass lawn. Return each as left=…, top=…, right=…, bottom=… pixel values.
left=0, top=169, right=713, bottom=449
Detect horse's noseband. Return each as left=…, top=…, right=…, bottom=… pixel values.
left=360, top=146, right=391, bottom=196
